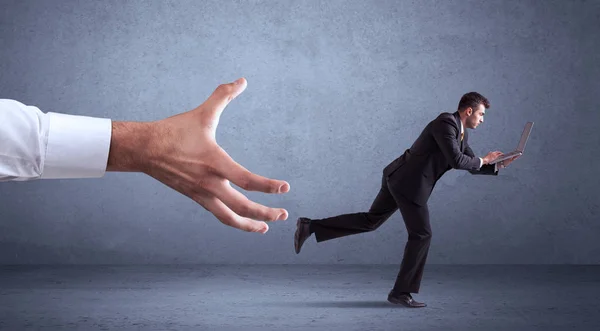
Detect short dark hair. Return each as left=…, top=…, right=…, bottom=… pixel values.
left=457, top=92, right=490, bottom=112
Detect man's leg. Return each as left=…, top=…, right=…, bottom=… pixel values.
left=391, top=194, right=432, bottom=294
left=309, top=174, right=399, bottom=242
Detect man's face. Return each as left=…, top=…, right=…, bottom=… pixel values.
left=467, top=104, right=485, bottom=129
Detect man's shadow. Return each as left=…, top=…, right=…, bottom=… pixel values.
left=276, top=301, right=401, bottom=308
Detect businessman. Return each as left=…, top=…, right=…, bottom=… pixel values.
left=294, top=92, right=519, bottom=307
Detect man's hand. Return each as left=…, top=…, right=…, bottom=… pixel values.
left=499, top=155, right=520, bottom=169
left=481, top=151, right=503, bottom=165
left=106, top=78, right=289, bottom=234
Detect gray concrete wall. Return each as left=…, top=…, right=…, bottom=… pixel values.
left=1, top=0, right=598, bottom=264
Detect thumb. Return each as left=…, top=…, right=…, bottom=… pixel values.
left=202, top=78, right=248, bottom=120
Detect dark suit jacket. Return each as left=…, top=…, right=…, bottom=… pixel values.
left=383, top=111, right=497, bottom=206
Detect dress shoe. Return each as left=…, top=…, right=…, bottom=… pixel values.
left=387, top=290, right=427, bottom=308
left=294, top=217, right=312, bottom=254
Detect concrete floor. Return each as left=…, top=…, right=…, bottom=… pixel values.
left=0, top=265, right=599, bottom=331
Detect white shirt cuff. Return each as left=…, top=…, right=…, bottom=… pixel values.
left=41, top=112, right=112, bottom=179
left=479, top=157, right=483, bottom=169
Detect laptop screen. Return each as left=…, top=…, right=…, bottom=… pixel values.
left=517, top=122, right=534, bottom=152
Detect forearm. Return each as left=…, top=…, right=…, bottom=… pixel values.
left=106, top=121, right=156, bottom=173
left=469, top=163, right=498, bottom=175
left=465, top=144, right=497, bottom=175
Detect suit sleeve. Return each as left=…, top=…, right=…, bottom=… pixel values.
left=464, top=139, right=499, bottom=176
left=431, top=116, right=481, bottom=171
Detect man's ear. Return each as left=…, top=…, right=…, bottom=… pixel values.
left=466, top=107, right=473, bottom=116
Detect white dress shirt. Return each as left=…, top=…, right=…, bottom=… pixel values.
left=0, top=99, right=112, bottom=181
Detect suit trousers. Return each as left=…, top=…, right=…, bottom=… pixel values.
left=310, top=174, right=432, bottom=293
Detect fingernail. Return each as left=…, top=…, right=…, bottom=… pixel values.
left=278, top=183, right=290, bottom=193
left=277, top=212, right=287, bottom=221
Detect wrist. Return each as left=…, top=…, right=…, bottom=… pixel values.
left=106, top=121, right=156, bottom=173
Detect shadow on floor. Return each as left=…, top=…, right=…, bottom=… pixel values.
left=271, top=300, right=400, bottom=308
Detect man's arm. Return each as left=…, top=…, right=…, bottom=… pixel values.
left=0, top=78, right=290, bottom=234
left=0, top=99, right=111, bottom=181
left=0, top=99, right=47, bottom=181
left=431, top=116, right=482, bottom=171
left=464, top=143, right=498, bottom=176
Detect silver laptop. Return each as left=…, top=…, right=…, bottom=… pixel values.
left=489, top=121, right=534, bottom=164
